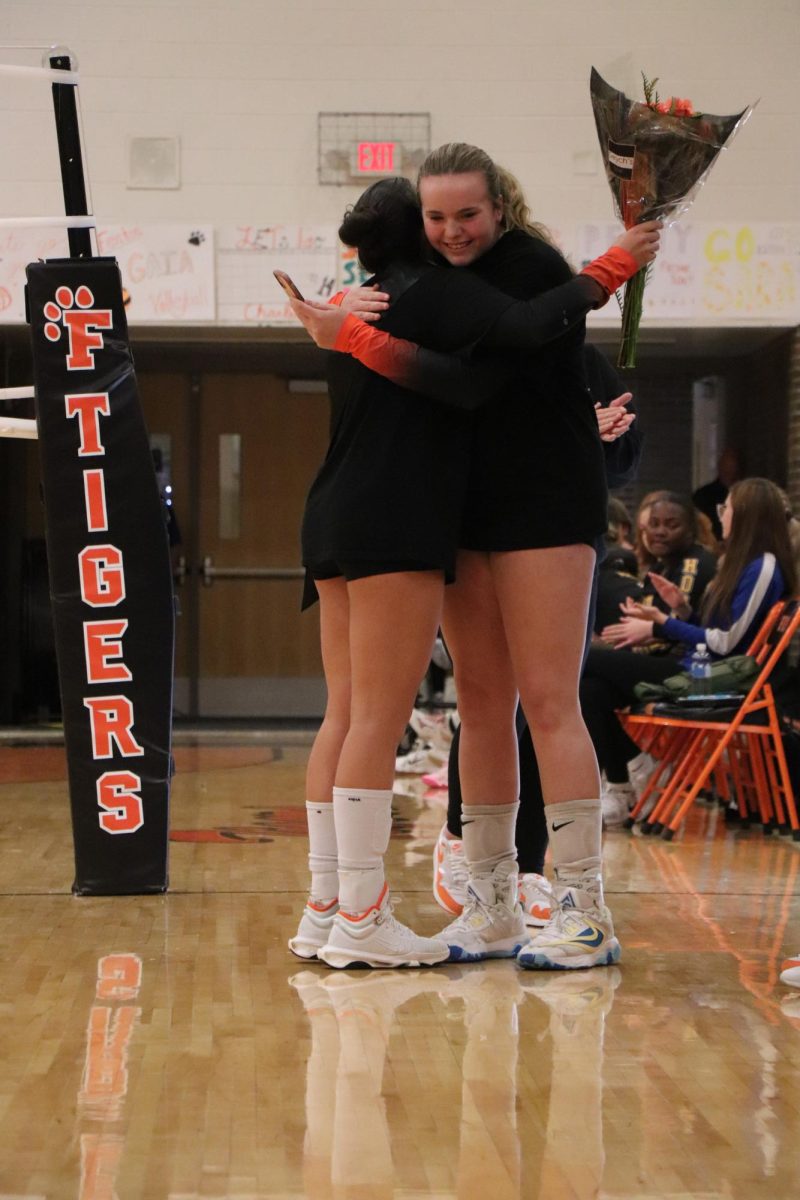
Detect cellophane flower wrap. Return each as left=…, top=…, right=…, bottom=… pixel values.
left=590, top=67, right=753, bottom=367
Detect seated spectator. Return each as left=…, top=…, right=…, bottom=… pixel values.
left=594, top=547, right=643, bottom=637
left=633, top=490, right=665, bottom=578
left=636, top=492, right=719, bottom=628
left=607, top=497, right=634, bottom=549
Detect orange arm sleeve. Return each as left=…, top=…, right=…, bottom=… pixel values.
left=580, top=246, right=640, bottom=301
left=333, top=313, right=419, bottom=385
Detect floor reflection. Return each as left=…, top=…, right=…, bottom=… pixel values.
left=291, top=969, right=449, bottom=1198
left=521, top=969, right=619, bottom=1200
left=290, top=961, right=620, bottom=1200
left=78, top=952, right=142, bottom=1200
left=445, top=967, right=525, bottom=1199
left=620, top=832, right=799, bottom=1024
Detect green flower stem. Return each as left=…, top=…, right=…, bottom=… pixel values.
left=617, top=267, right=648, bottom=370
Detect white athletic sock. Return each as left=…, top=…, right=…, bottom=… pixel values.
left=332, top=786, right=393, bottom=913
left=545, top=798, right=604, bottom=906
left=460, top=803, right=519, bottom=875
left=306, top=801, right=338, bottom=904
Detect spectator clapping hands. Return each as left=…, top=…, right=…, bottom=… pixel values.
left=595, top=391, right=634, bottom=443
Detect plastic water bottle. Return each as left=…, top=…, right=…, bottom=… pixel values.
left=689, top=643, right=712, bottom=695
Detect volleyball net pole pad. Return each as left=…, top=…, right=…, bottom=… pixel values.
left=23, top=52, right=175, bottom=895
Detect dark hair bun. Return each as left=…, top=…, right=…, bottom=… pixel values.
left=338, top=178, right=422, bottom=275
left=338, top=205, right=380, bottom=248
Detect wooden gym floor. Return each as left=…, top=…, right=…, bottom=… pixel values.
left=0, top=735, right=798, bottom=1200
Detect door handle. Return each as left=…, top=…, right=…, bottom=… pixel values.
left=200, top=555, right=305, bottom=587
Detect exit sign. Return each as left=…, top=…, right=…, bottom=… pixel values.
left=353, top=141, right=402, bottom=175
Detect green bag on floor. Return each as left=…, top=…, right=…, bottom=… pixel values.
left=633, top=654, right=760, bottom=702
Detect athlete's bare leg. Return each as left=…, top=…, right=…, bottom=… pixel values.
left=305, top=577, right=351, bottom=803
left=291, top=577, right=352, bottom=957
left=491, top=545, right=619, bottom=971
left=292, top=571, right=447, bottom=962
left=441, top=550, right=519, bottom=807
left=489, top=545, right=599, bottom=806
left=437, top=551, right=525, bottom=960
left=335, top=570, right=444, bottom=789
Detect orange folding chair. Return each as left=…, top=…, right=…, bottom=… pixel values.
left=619, top=599, right=800, bottom=841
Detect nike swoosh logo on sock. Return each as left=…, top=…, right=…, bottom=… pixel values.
left=461, top=820, right=475, bottom=826
left=551, top=820, right=574, bottom=832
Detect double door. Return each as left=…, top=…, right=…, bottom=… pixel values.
left=139, top=371, right=329, bottom=718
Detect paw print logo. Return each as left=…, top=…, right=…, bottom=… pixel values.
left=188, top=231, right=205, bottom=246
left=43, top=284, right=94, bottom=340
left=42, top=284, right=113, bottom=370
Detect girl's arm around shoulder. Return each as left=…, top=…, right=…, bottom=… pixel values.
left=438, top=266, right=603, bottom=352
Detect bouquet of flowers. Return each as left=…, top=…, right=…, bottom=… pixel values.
left=590, top=67, right=754, bottom=367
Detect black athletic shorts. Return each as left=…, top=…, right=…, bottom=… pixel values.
left=301, top=560, right=448, bottom=610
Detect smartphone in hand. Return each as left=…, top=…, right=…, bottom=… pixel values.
left=273, top=270, right=304, bottom=301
